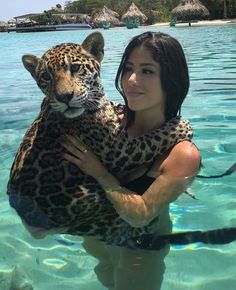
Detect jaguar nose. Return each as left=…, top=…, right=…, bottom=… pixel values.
left=56, top=92, right=74, bottom=104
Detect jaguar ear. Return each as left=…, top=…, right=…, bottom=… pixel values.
left=82, top=32, right=104, bottom=63
left=22, top=55, right=40, bottom=77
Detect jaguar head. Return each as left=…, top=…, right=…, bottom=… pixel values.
left=22, top=32, right=105, bottom=118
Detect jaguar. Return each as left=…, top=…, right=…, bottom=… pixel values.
left=7, top=32, right=193, bottom=245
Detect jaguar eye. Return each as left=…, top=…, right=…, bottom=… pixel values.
left=41, top=72, right=51, bottom=81
left=71, top=64, right=81, bottom=73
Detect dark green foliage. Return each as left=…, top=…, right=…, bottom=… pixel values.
left=64, top=0, right=107, bottom=14
left=32, top=1, right=236, bottom=26
left=201, top=0, right=236, bottom=19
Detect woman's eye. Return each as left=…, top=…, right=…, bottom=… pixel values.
left=41, top=72, right=51, bottom=81
left=71, top=64, right=81, bottom=73
left=143, top=69, right=154, bottom=74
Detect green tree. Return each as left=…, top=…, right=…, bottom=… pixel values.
left=64, top=0, right=108, bottom=14
left=202, top=0, right=236, bottom=18
left=61, top=0, right=236, bottom=22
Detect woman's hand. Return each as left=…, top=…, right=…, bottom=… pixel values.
left=61, top=135, right=107, bottom=179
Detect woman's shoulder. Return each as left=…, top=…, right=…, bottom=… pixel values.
left=160, top=141, right=201, bottom=177
left=172, top=140, right=200, bottom=158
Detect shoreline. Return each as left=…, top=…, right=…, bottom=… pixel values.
left=2, top=19, right=235, bottom=33
left=149, top=19, right=236, bottom=27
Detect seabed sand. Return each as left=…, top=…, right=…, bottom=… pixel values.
left=148, top=19, right=236, bottom=27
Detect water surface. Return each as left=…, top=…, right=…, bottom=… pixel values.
left=0, top=24, right=235, bottom=289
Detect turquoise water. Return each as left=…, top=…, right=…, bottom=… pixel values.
left=0, top=25, right=236, bottom=289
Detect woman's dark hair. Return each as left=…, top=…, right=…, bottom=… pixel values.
left=115, top=31, right=189, bottom=126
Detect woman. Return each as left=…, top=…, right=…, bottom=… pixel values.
left=62, top=32, right=201, bottom=290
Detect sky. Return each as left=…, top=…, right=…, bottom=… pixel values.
left=0, top=0, right=65, bottom=21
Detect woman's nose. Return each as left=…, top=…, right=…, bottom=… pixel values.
left=128, top=72, right=138, bottom=85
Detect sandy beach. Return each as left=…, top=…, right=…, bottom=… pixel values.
left=149, top=18, right=236, bottom=27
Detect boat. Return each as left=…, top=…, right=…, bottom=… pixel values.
left=7, top=22, right=92, bottom=33
left=7, top=12, right=94, bottom=33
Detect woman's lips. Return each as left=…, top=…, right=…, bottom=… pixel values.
left=126, top=91, right=144, bottom=98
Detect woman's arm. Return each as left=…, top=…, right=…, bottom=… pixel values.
left=62, top=137, right=200, bottom=228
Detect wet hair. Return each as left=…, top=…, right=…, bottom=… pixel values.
left=115, top=31, right=189, bottom=126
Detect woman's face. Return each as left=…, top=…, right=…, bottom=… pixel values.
left=121, top=45, right=166, bottom=114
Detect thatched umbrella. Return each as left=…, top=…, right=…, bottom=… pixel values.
left=121, top=2, right=147, bottom=24
left=171, top=0, right=210, bottom=22
left=93, top=7, right=120, bottom=27
left=103, top=5, right=119, bottom=18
